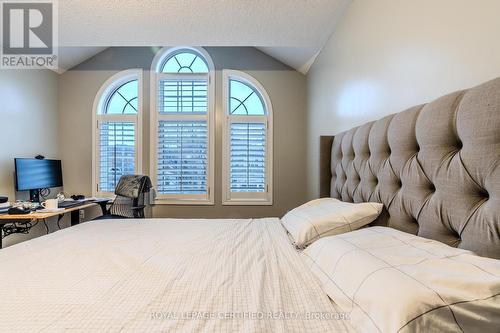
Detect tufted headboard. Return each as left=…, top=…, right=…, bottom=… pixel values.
left=320, top=77, right=500, bottom=259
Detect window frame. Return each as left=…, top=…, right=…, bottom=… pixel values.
left=222, top=69, right=273, bottom=206
left=92, top=69, right=143, bottom=197
left=150, top=47, right=215, bottom=205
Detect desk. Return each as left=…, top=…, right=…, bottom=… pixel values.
left=0, top=199, right=110, bottom=249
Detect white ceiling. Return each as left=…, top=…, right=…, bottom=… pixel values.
left=55, top=0, right=351, bottom=73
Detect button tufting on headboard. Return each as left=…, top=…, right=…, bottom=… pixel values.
left=327, top=77, right=500, bottom=259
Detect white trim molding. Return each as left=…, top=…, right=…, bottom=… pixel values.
left=92, top=69, right=143, bottom=197
left=221, top=69, right=274, bottom=206
left=150, top=46, right=215, bottom=205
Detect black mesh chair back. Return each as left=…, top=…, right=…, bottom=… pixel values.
left=100, top=175, right=152, bottom=219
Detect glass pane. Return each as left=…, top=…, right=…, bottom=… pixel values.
left=122, top=98, right=138, bottom=114
left=118, top=80, right=138, bottom=100
left=161, top=51, right=209, bottom=73
left=99, top=122, right=136, bottom=192
left=157, top=121, right=207, bottom=194
left=158, top=79, right=207, bottom=114
left=230, top=122, right=266, bottom=192
left=229, top=79, right=265, bottom=115
left=102, top=79, right=139, bottom=115
left=191, top=57, right=209, bottom=73
left=163, top=60, right=181, bottom=73
left=123, top=103, right=137, bottom=114
left=106, top=94, right=127, bottom=114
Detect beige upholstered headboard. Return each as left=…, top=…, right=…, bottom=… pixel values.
left=320, top=77, right=500, bottom=259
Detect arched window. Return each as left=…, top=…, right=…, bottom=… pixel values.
left=92, top=69, right=142, bottom=195
left=222, top=70, right=273, bottom=205
left=151, top=47, right=215, bottom=204
left=160, top=51, right=209, bottom=73
left=103, top=80, right=139, bottom=114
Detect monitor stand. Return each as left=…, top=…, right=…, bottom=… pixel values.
left=29, top=189, right=40, bottom=203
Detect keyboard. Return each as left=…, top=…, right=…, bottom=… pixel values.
left=58, top=201, right=85, bottom=209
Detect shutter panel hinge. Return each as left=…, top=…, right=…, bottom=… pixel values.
left=96, top=183, right=99, bottom=192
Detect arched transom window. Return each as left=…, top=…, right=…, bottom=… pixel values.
left=161, top=51, right=209, bottom=73
left=93, top=70, right=142, bottom=195
left=229, top=79, right=266, bottom=115
left=222, top=70, right=273, bottom=205
left=103, top=80, right=139, bottom=115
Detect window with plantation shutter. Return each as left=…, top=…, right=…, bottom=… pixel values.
left=222, top=70, right=273, bottom=205
left=93, top=70, right=143, bottom=196
left=99, top=122, right=136, bottom=192
left=151, top=47, right=214, bottom=204
left=157, top=121, right=207, bottom=194
left=230, top=123, right=266, bottom=192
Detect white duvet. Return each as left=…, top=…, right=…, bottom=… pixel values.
left=302, top=227, right=500, bottom=333
left=0, top=218, right=352, bottom=332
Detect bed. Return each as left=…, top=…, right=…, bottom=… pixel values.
left=0, top=218, right=352, bottom=332
left=1, top=77, right=499, bottom=332
left=315, top=76, right=500, bottom=331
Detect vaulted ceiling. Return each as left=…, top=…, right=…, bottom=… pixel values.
left=56, top=0, right=351, bottom=74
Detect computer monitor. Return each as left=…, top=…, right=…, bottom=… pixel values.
left=15, top=158, right=63, bottom=202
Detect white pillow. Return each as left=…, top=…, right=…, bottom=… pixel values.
left=302, top=227, right=500, bottom=333
left=281, top=198, right=383, bottom=248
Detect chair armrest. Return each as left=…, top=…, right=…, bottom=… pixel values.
left=131, top=205, right=146, bottom=211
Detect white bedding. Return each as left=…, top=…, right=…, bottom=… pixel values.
left=302, top=227, right=500, bottom=333
left=0, top=218, right=352, bottom=332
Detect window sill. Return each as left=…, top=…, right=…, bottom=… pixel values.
left=222, top=199, right=273, bottom=206
left=154, top=198, right=214, bottom=206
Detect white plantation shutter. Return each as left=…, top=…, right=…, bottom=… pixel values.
left=159, top=78, right=207, bottom=113
left=230, top=123, right=266, bottom=192
left=157, top=121, right=207, bottom=194
left=98, top=122, right=136, bottom=193
left=155, top=73, right=211, bottom=199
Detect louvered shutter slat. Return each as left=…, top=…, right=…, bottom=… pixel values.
left=157, top=121, right=208, bottom=194
left=230, top=123, right=266, bottom=192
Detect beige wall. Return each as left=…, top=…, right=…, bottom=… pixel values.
left=59, top=47, right=307, bottom=219
left=0, top=69, right=64, bottom=247
left=306, top=0, right=500, bottom=199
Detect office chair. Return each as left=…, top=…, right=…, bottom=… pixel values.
left=95, top=175, right=152, bottom=220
